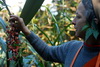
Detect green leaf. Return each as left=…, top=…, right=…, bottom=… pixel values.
left=91, top=19, right=99, bottom=39
left=9, top=60, right=16, bottom=67
left=54, top=24, right=71, bottom=45
left=44, top=6, right=62, bottom=42
left=71, top=1, right=78, bottom=7
left=20, top=0, right=44, bottom=25
left=91, top=20, right=98, bottom=30
left=92, top=29, right=99, bottom=39
left=81, top=24, right=89, bottom=31
left=27, top=45, right=36, bottom=53
left=0, top=1, right=3, bottom=5
left=66, top=16, right=72, bottom=22
left=85, top=28, right=93, bottom=41
left=8, top=51, right=16, bottom=67
left=20, top=32, right=25, bottom=36
left=0, top=7, right=2, bottom=11
left=0, top=57, right=6, bottom=66
left=34, top=24, right=54, bottom=45
left=0, top=1, right=3, bottom=11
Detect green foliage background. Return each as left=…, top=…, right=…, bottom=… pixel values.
left=0, top=0, right=81, bottom=67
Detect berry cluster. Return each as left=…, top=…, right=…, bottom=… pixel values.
left=6, top=21, right=20, bottom=61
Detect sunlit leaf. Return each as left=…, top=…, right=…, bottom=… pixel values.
left=20, top=32, right=25, bottom=36
left=27, top=45, right=36, bottom=53
left=71, top=1, right=78, bottom=7
left=44, top=6, right=62, bottom=42
left=66, top=16, right=72, bottom=22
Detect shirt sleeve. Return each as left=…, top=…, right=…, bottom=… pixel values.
left=26, top=31, right=79, bottom=63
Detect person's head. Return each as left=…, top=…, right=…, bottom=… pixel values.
left=72, top=2, right=86, bottom=38
left=72, top=0, right=100, bottom=39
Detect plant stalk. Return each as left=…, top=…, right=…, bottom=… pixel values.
left=2, top=0, right=11, bottom=15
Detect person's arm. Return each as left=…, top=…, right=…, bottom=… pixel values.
left=25, top=31, right=74, bottom=63
left=9, top=15, right=76, bottom=63
left=9, top=15, right=31, bottom=36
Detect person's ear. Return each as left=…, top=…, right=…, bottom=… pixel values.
left=94, top=18, right=99, bottom=25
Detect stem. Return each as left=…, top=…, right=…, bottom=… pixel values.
left=2, top=0, right=11, bottom=15
left=7, top=46, right=9, bottom=67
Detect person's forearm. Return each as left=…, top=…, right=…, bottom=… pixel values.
left=25, top=32, right=49, bottom=58
left=22, top=26, right=31, bottom=36
left=25, top=32, right=67, bottom=63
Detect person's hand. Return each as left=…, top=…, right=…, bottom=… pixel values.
left=9, top=15, right=31, bottom=36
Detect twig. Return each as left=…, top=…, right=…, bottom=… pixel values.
left=2, top=0, right=11, bottom=15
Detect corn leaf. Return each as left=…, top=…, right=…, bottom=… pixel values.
left=54, top=24, right=71, bottom=45
left=34, top=24, right=54, bottom=45
left=20, top=0, right=44, bottom=25
left=44, top=6, right=63, bottom=43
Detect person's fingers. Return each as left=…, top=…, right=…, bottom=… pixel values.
left=9, top=17, right=15, bottom=21
left=10, top=15, right=21, bottom=22
left=10, top=15, right=19, bottom=19
left=10, top=15, right=24, bottom=23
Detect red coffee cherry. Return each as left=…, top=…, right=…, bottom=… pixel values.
left=6, top=21, right=21, bottom=61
